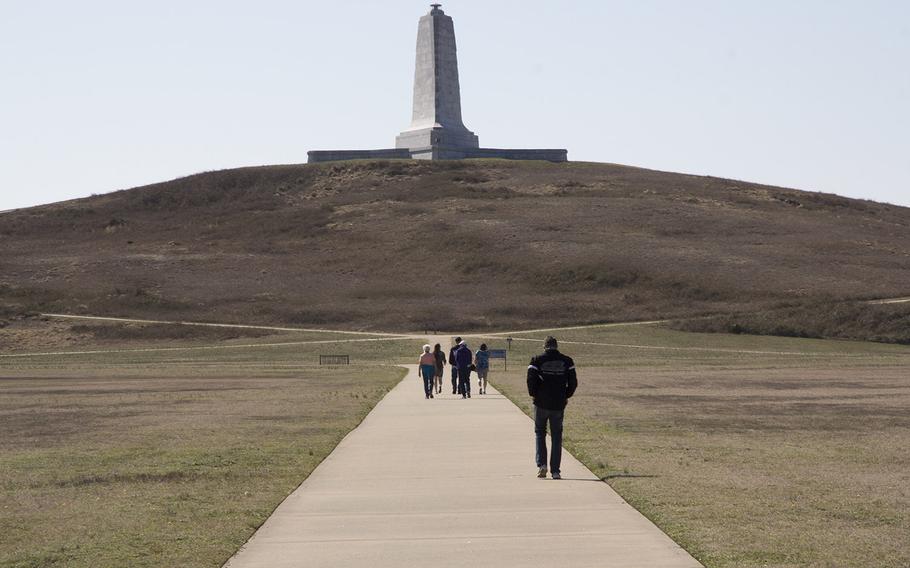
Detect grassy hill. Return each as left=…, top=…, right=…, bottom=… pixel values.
left=2, top=159, right=909, bottom=333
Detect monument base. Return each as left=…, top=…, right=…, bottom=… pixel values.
left=308, top=147, right=567, bottom=164
left=396, top=127, right=480, bottom=152
left=307, top=149, right=411, bottom=163
left=409, top=146, right=568, bottom=162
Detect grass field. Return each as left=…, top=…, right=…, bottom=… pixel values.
left=481, top=325, right=910, bottom=568
left=0, top=329, right=424, bottom=568
left=4, top=319, right=910, bottom=567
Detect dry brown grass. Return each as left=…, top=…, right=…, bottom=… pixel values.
left=488, top=326, right=910, bottom=568
left=0, top=334, right=420, bottom=568
left=2, top=160, right=908, bottom=332
left=0, top=317, right=300, bottom=353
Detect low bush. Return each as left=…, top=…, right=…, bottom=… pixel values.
left=671, top=301, right=910, bottom=344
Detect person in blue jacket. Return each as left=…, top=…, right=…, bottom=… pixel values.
left=453, top=339, right=473, bottom=398
left=475, top=343, right=490, bottom=395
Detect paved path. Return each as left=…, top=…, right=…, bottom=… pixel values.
left=868, top=297, right=910, bottom=305
left=39, top=312, right=667, bottom=339
left=223, top=365, right=703, bottom=568
left=471, top=319, right=669, bottom=336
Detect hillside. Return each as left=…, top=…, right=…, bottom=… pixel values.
left=2, top=160, right=909, bottom=333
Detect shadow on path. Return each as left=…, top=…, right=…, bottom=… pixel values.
left=602, top=473, right=659, bottom=481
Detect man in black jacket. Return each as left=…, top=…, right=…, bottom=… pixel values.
left=527, top=336, right=578, bottom=480
left=448, top=337, right=462, bottom=395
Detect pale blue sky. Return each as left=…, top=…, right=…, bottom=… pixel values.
left=1, top=0, right=908, bottom=211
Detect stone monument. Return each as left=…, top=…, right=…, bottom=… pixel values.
left=308, top=5, right=567, bottom=163
left=394, top=3, right=480, bottom=158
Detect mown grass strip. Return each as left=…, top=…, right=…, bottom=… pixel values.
left=0, top=344, right=414, bottom=567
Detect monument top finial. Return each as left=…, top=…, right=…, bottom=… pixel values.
left=430, top=4, right=443, bottom=14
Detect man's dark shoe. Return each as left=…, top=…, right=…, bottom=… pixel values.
left=537, top=467, right=548, bottom=478
left=551, top=472, right=561, bottom=480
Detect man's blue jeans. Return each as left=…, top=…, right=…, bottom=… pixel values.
left=534, top=405, right=564, bottom=475
left=457, top=367, right=472, bottom=396
left=420, top=365, right=436, bottom=396
left=451, top=365, right=458, bottom=392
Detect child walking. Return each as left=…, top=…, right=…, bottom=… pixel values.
left=475, top=343, right=490, bottom=395
left=433, top=343, right=445, bottom=394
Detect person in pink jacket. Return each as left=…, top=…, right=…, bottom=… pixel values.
left=418, top=345, right=437, bottom=399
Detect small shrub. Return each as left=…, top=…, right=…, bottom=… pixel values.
left=452, top=174, right=491, bottom=184
left=670, top=301, right=910, bottom=344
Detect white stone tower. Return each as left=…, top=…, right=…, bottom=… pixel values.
left=395, top=4, right=479, bottom=158
left=308, top=5, right=567, bottom=163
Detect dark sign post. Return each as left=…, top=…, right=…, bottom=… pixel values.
left=506, top=337, right=513, bottom=350
left=489, top=349, right=507, bottom=371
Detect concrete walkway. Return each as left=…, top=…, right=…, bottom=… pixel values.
left=223, top=366, right=703, bottom=568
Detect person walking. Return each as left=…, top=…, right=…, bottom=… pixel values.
left=527, top=336, right=577, bottom=480
left=433, top=343, right=446, bottom=394
left=475, top=343, right=490, bottom=395
left=448, top=337, right=461, bottom=395
left=418, top=344, right=436, bottom=399
left=454, top=338, right=473, bottom=398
